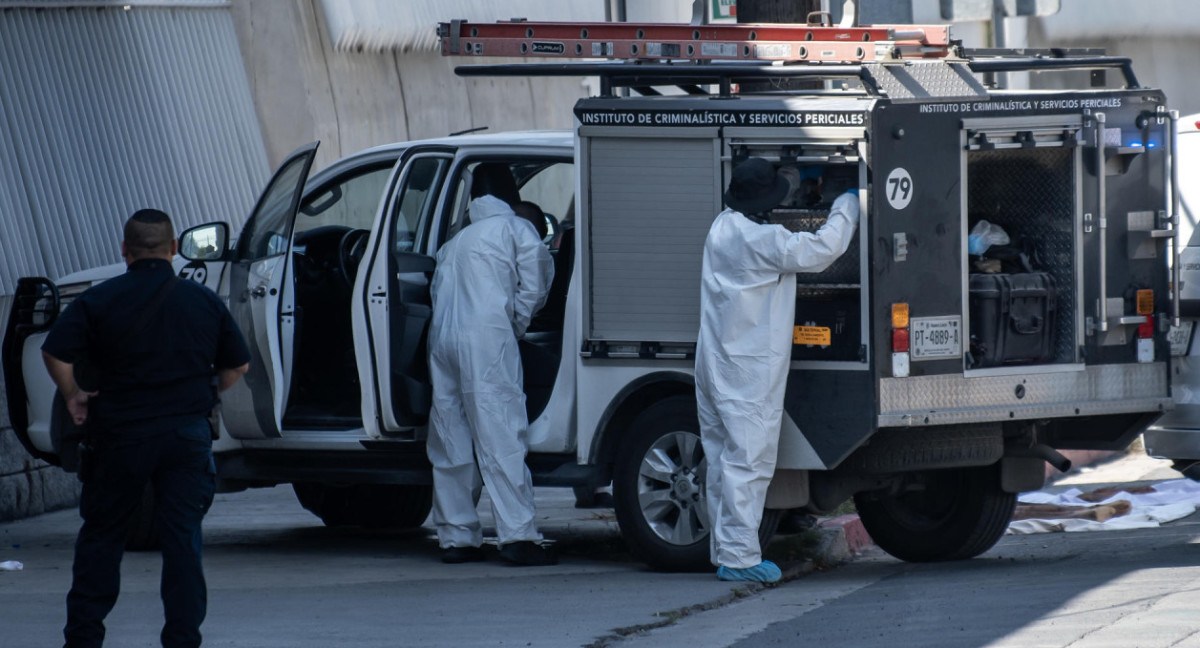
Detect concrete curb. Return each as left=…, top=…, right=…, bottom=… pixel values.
left=818, top=514, right=873, bottom=556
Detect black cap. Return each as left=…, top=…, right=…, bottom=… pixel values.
left=723, top=157, right=790, bottom=215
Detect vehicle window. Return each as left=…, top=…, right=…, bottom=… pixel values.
left=393, top=156, right=449, bottom=253
left=238, top=153, right=311, bottom=261
left=516, top=162, right=575, bottom=230
left=439, top=159, right=574, bottom=246
left=296, top=164, right=392, bottom=235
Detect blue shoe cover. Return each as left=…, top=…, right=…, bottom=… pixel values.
left=717, top=560, right=782, bottom=583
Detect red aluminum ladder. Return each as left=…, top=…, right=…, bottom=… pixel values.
left=437, top=19, right=953, bottom=64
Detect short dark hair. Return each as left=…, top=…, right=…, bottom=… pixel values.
left=513, top=201, right=547, bottom=240
left=124, top=209, right=176, bottom=258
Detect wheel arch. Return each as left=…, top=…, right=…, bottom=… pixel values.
left=588, top=371, right=695, bottom=468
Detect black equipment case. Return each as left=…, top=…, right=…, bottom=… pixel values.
left=969, top=272, right=1057, bottom=367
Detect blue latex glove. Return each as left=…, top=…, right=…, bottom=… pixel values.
left=845, top=188, right=859, bottom=197
left=968, top=234, right=988, bottom=256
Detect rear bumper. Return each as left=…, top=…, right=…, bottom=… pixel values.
left=879, top=363, right=1170, bottom=427
left=1144, top=404, right=1200, bottom=460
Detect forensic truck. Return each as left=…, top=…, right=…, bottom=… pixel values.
left=4, top=19, right=1180, bottom=570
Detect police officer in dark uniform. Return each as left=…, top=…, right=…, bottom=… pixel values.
left=42, top=209, right=250, bottom=648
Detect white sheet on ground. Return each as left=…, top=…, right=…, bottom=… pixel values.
left=1007, top=479, right=1200, bottom=534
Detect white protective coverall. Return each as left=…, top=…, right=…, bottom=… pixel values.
left=695, top=192, right=860, bottom=568
left=427, top=194, right=555, bottom=548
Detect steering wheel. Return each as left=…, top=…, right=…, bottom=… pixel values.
left=337, top=229, right=371, bottom=288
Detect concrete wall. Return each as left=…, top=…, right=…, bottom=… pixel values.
left=229, top=0, right=596, bottom=172
left=911, top=0, right=1200, bottom=114
left=1023, top=27, right=1200, bottom=116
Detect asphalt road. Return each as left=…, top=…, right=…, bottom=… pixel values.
left=618, top=516, right=1200, bottom=648
left=0, top=484, right=784, bottom=648
left=2, top=455, right=1198, bottom=648
left=621, top=454, right=1200, bottom=648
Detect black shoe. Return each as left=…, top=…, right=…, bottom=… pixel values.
left=498, top=541, right=558, bottom=566
left=441, top=546, right=486, bottom=564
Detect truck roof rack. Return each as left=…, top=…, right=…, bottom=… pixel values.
left=437, top=20, right=1140, bottom=97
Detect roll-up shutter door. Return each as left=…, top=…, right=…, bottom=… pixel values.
left=587, top=135, right=720, bottom=344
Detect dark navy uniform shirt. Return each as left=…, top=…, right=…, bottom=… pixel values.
left=42, top=258, right=251, bottom=437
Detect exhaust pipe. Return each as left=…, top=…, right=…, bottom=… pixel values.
left=1009, top=444, right=1072, bottom=474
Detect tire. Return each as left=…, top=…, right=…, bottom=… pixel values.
left=612, top=395, right=782, bottom=572
left=125, top=485, right=161, bottom=551
left=293, top=483, right=433, bottom=530
left=853, top=464, right=1015, bottom=563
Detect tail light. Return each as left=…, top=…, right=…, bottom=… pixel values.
left=1136, top=289, right=1155, bottom=363
left=891, top=303, right=910, bottom=377
left=1138, top=315, right=1154, bottom=340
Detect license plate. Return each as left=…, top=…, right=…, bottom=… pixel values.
left=910, top=316, right=962, bottom=360
left=1168, top=321, right=1194, bottom=356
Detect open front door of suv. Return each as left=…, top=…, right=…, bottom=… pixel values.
left=221, top=142, right=319, bottom=439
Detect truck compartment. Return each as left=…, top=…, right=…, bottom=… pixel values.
left=965, top=147, right=1078, bottom=368
left=765, top=162, right=863, bottom=363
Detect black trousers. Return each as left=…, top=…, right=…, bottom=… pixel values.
left=64, top=418, right=216, bottom=648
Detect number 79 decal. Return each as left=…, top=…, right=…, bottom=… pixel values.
left=180, top=261, right=208, bottom=285
left=885, top=167, right=913, bottom=210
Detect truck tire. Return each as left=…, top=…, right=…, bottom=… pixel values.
left=293, top=483, right=433, bottom=530
left=612, top=395, right=782, bottom=572
left=125, top=485, right=160, bottom=551
left=853, top=464, right=1015, bottom=563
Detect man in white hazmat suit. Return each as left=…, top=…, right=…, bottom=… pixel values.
left=426, top=192, right=556, bottom=566
left=696, top=157, right=860, bottom=583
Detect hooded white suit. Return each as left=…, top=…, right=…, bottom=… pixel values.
left=695, top=192, right=859, bottom=568
left=427, top=195, right=554, bottom=548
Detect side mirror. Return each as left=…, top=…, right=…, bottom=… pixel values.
left=179, top=223, right=230, bottom=262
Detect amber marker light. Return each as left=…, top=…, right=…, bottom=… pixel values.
left=1136, top=289, right=1154, bottom=316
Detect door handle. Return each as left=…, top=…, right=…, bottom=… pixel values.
left=1167, top=109, right=1182, bottom=326
left=1095, top=112, right=1109, bottom=332
left=251, top=285, right=268, bottom=298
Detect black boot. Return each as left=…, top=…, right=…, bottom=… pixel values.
left=441, top=546, right=486, bottom=564
left=498, top=541, right=558, bottom=566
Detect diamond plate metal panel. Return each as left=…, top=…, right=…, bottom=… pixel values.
left=878, top=398, right=1169, bottom=427
left=864, top=62, right=987, bottom=102
left=968, top=147, right=1077, bottom=363
left=880, top=363, right=1167, bottom=415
